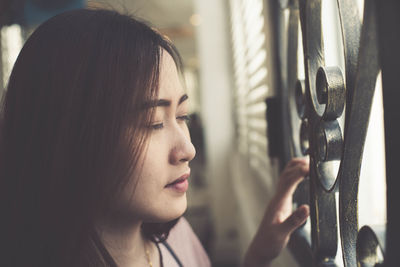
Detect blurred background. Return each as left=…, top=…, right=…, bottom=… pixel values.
left=0, top=0, right=387, bottom=266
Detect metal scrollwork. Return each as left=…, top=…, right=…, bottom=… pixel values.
left=277, top=0, right=387, bottom=266
left=298, top=0, right=340, bottom=264
left=315, top=66, right=345, bottom=121
left=357, top=225, right=386, bottom=267
left=339, top=0, right=381, bottom=265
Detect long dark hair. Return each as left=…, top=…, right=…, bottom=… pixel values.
left=0, top=8, right=182, bottom=266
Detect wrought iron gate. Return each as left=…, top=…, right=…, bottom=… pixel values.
left=270, top=0, right=400, bottom=266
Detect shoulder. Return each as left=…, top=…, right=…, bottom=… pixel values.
left=165, top=217, right=211, bottom=267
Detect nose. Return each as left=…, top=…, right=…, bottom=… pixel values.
left=169, top=127, right=196, bottom=165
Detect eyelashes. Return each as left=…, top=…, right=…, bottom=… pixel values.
left=150, top=123, right=164, bottom=130
left=177, top=115, right=191, bottom=123
left=149, top=115, right=190, bottom=130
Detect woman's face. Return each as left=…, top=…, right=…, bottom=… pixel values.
left=120, top=51, right=196, bottom=223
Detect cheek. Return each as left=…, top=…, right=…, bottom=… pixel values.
left=123, top=167, right=186, bottom=223
left=141, top=134, right=169, bottom=172
left=129, top=142, right=166, bottom=197
left=121, top=136, right=168, bottom=205
left=112, top=133, right=187, bottom=222
left=116, top=166, right=163, bottom=221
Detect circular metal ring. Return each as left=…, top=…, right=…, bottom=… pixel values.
left=313, top=119, right=343, bottom=191
left=316, top=66, right=346, bottom=120
left=315, top=120, right=343, bottom=162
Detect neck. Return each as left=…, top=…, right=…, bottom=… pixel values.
left=96, top=216, right=154, bottom=267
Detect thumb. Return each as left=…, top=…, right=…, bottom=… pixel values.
left=279, top=205, right=309, bottom=235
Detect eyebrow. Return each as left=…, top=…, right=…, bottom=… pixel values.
left=143, top=94, right=188, bottom=109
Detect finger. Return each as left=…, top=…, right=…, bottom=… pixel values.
left=281, top=159, right=309, bottom=179
left=285, top=157, right=309, bottom=169
left=279, top=205, right=309, bottom=235
left=282, top=162, right=309, bottom=179
left=289, top=163, right=309, bottom=181
left=278, top=164, right=309, bottom=195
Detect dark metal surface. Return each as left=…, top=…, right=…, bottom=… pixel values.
left=265, top=97, right=284, bottom=158
left=376, top=1, right=400, bottom=267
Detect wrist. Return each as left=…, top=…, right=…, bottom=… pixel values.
left=243, top=255, right=272, bottom=267
left=243, top=240, right=274, bottom=267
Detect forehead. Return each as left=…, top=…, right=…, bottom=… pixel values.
left=158, top=51, right=185, bottom=100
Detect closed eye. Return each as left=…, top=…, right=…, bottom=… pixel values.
left=149, top=115, right=190, bottom=130
left=177, top=115, right=190, bottom=124
left=150, top=122, right=164, bottom=130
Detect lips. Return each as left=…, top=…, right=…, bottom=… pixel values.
left=165, top=172, right=190, bottom=193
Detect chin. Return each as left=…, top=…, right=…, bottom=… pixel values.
left=159, top=194, right=188, bottom=222
left=141, top=193, right=188, bottom=223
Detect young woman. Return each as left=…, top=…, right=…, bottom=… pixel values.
left=0, top=8, right=309, bottom=267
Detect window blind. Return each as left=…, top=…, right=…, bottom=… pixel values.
left=229, top=0, right=271, bottom=180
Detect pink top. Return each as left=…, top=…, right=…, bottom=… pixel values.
left=159, top=217, right=211, bottom=267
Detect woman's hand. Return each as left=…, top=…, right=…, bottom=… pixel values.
left=243, top=157, right=310, bottom=267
